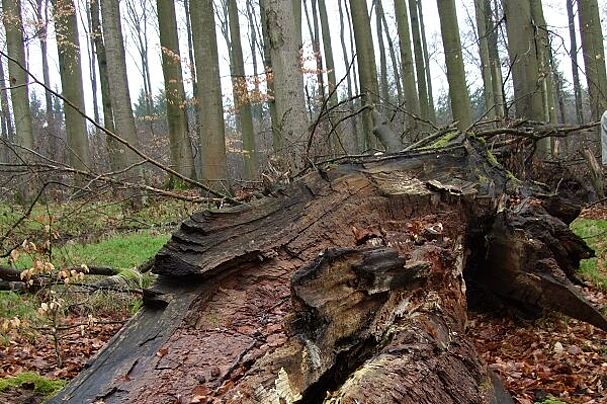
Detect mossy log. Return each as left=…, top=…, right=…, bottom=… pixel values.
left=51, top=141, right=602, bottom=404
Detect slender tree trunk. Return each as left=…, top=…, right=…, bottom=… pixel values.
left=36, top=0, right=58, bottom=158
left=100, top=0, right=144, bottom=207
left=157, top=0, right=196, bottom=182
left=530, top=0, right=557, bottom=125
left=338, top=0, right=357, bottom=153
left=474, top=0, right=495, bottom=119
left=350, top=0, right=379, bottom=151
left=345, top=0, right=359, bottom=97
left=0, top=57, right=13, bottom=145
left=228, top=0, right=257, bottom=180
left=503, top=0, right=544, bottom=122
left=262, top=0, right=309, bottom=167
left=318, top=0, right=341, bottom=153
left=190, top=0, right=228, bottom=186
left=409, top=0, right=429, bottom=122
left=578, top=0, right=607, bottom=124
left=90, top=0, right=116, bottom=169
left=567, top=0, right=584, bottom=124
left=436, top=0, right=472, bottom=130
left=53, top=0, right=91, bottom=172
left=374, top=0, right=389, bottom=104
left=246, top=0, right=262, bottom=123
left=303, top=0, right=324, bottom=104
left=379, top=9, right=402, bottom=104
left=418, top=0, right=436, bottom=123
left=486, top=0, right=504, bottom=119
left=530, top=0, right=556, bottom=156
left=338, top=0, right=352, bottom=101
left=318, top=0, right=336, bottom=108
left=259, top=0, right=279, bottom=151
left=84, top=1, right=100, bottom=125
left=394, top=0, right=420, bottom=133
left=183, top=0, right=201, bottom=169
left=2, top=0, right=34, bottom=166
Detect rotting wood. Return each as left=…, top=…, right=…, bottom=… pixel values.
left=51, top=139, right=602, bottom=404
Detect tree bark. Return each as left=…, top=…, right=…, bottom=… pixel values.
left=2, top=0, right=35, bottom=200
left=50, top=138, right=604, bottom=404
left=394, top=0, right=420, bottom=135
left=53, top=0, right=91, bottom=172
left=474, top=0, right=495, bottom=119
left=262, top=0, right=309, bottom=168
left=504, top=0, right=544, bottom=124
left=374, top=0, right=389, bottom=105
left=100, top=0, right=144, bottom=207
left=228, top=0, right=257, bottom=180
left=567, top=0, right=584, bottom=125
left=157, top=0, right=196, bottom=183
left=578, top=0, right=607, bottom=125
left=486, top=0, right=504, bottom=119
left=409, top=0, right=429, bottom=123
left=190, top=0, right=228, bottom=186
left=436, top=0, right=472, bottom=130
left=90, top=0, right=116, bottom=168
left=418, top=0, right=436, bottom=123
left=349, top=0, right=379, bottom=151
left=530, top=0, right=556, bottom=156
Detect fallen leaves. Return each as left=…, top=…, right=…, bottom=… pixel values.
left=0, top=312, right=128, bottom=380
left=468, top=285, right=607, bottom=403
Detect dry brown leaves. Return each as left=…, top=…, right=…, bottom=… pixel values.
left=0, top=313, right=127, bottom=380
left=468, top=286, right=607, bottom=403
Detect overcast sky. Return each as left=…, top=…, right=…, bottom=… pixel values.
left=17, top=0, right=607, bottom=119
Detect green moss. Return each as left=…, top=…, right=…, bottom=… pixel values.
left=426, top=131, right=459, bottom=149
left=571, top=218, right=607, bottom=290
left=0, top=372, right=65, bottom=399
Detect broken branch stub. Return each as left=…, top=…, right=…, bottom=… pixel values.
left=51, top=140, right=599, bottom=404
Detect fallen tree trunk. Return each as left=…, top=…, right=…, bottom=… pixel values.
left=51, top=140, right=604, bottom=404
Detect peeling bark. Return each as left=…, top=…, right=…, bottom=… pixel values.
left=51, top=141, right=602, bottom=404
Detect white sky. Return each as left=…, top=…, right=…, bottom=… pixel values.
left=15, top=0, right=607, bottom=119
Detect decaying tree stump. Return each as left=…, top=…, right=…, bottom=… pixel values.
left=51, top=140, right=605, bottom=404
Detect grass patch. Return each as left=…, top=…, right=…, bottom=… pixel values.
left=5, top=231, right=170, bottom=270
left=570, top=218, right=607, bottom=290
left=0, top=372, right=65, bottom=398
left=0, top=198, right=197, bottom=249
left=53, top=231, right=170, bottom=269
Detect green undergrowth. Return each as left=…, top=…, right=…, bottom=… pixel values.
left=570, top=218, right=607, bottom=290
left=0, top=372, right=65, bottom=399
left=0, top=198, right=196, bottom=247
left=3, top=230, right=170, bottom=271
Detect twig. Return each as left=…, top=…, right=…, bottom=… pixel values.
left=0, top=50, right=241, bottom=205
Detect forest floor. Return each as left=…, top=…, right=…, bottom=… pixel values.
left=0, top=199, right=606, bottom=403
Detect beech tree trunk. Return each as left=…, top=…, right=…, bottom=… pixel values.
left=190, top=0, right=228, bottom=186
left=2, top=0, right=35, bottom=200
left=394, top=0, right=420, bottom=135
left=437, top=0, right=472, bottom=130
left=51, top=137, right=605, bottom=404
left=350, top=0, right=379, bottom=151
left=567, top=0, right=584, bottom=125
left=53, top=0, right=91, bottom=172
left=228, top=0, right=257, bottom=180
left=100, top=0, right=144, bottom=207
left=578, top=0, right=607, bottom=123
left=157, top=0, right=196, bottom=183
left=262, top=0, right=309, bottom=167
left=504, top=0, right=544, bottom=123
